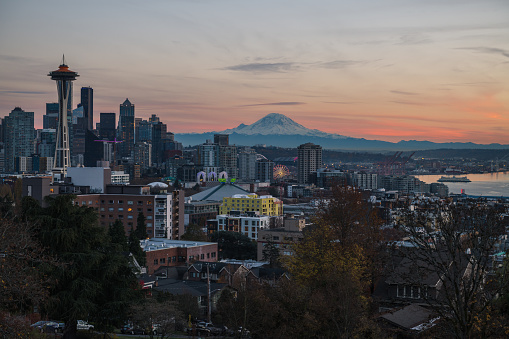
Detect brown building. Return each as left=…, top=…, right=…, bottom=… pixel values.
left=73, top=185, right=184, bottom=239
left=141, top=239, right=218, bottom=274
left=257, top=216, right=305, bottom=261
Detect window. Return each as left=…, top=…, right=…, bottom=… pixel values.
left=118, top=200, right=123, bottom=204
left=128, top=215, right=133, bottom=219
left=154, top=259, right=158, bottom=265
left=147, top=208, right=152, bottom=212
left=108, top=207, right=114, bottom=211
left=273, top=236, right=280, bottom=241
left=138, top=201, right=143, bottom=205
left=147, top=223, right=152, bottom=227
left=118, top=215, right=124, bottom=219
left=207, top=253, right=210, bottom=259
left=127, top=208, right=132, bottom=212
left=397, top=285, right=423, bottom=299
left=211, top=252, right=216, bottom=258
left=201, top=254, right=204, bottom=260
left=118, top=208, right=124, bottom=212
left=100, top=207, right=105, bottom=211
left=147, top=215, right=152, bottom=220
left=172, top=256, right=176, bottom=262
left=127, top=201, right=133, bottom=205
left=88, top=200, right=93, bottom=205
left=109, top=200, right=114, bottom=204
left=160, top=258, right=165, bottom=264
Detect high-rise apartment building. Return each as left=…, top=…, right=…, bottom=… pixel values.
left=238, top=147, right=257, bottom=181
left=99, top=113, right=116, bottom=141
left=3, top=107, right=35, bottom=173
left=117, top=98, right=135, bottom=159
left=297, top=143, right=322, bottom=184
left=214, top=134, right=229, bottom=146
left=80, top=87, right=93, bottom=131
left=198, top=140, right=220, bottom=174
left=256, top=158, right=274, bottom=182
left=215, top=134, right=238, bottom=179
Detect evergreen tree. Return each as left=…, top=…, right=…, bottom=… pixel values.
left=135, top=212, right=148, bottom=239
left=109, top=219, right=128, bottom=251
left=26, top=195, right=139, bottom=339
left=129, top=225, right=146, bottom=267
left=210, top=231, right=257, bottom=260
left=180, top=223, right=207, bottom=242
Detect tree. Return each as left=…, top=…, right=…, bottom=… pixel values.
left=0, top=218, right=56, bottom=338
left=130, top=299, right=182, bottom=339
left=109, top=219, right=128, bottom=251
left=262, top=234, right=281, bottom=268
left=128, top=212, right=148, bottom=267
left=282, top=185, right=383, bottom=337
left=397, top=200, right=509, bottom=338
left=180, top=223, right=207, bottom=242
left=136, top=212, right=148, bottom=239
left=25, top=195, right=140, bottom=339
left=210, top=231, right=257, bottom=260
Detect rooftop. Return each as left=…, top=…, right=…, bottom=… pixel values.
left=141, top=238, right=216, bottom=252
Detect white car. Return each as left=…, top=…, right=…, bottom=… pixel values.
left=77, top=320, right=94, bottom=331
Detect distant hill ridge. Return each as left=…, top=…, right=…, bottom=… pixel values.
left=175, top=113, right=509, bottom=151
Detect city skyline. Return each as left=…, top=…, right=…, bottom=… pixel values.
left=1, top=0, right=508, bottom=144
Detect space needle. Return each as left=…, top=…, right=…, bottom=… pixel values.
left=48, top=56, right=79, bottom=181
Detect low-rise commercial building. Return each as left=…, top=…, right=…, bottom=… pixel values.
left=141, top=238, right=218, bottom=274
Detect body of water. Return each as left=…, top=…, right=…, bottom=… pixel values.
left=415, top=172, right=509, bottom=197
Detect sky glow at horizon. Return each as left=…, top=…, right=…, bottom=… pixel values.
left=0, top=0, right=508, bottom=144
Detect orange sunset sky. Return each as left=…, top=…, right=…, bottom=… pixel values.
left=0, top=0, right=508, bottom=144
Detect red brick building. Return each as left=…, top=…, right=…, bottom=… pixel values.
left=141, top=239, right=218, bottom=274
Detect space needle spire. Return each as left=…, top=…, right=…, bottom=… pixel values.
left=48, top=57, right=79, bottom=181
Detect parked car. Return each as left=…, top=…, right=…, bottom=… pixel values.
left=31, top=321, right=58, bottom=332
left=121, top=324, right=134, bottom=334
left=44, top=322, right=65, bottom=333
left=77, top=320, right=94, bottom=331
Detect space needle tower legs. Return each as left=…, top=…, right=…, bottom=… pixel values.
left=48, top=56, right=79, bottom=182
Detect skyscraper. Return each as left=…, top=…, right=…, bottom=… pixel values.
left=99, top=112, right=116, bottom=141
left=3, top=107, right=34, bottom=173
left=48, top=58, right=79, bottom=178
left=80, top=87, right=93, bottom=131
left=117, top=98, right=135, bottom=159
left=297, top=143, right=322, bottom=184
left=43, top=103, right=59, bottom=129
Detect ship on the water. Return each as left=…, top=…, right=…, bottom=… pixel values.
left=437, top=176, right=471, bottom=183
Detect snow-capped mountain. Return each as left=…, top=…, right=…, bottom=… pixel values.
left=217, top=113, right=347, bottom=139
left=175, top=113, right=509, bottom=150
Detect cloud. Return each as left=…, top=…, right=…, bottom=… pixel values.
left=456, top=47, right=509, bottom=58
left=390, top=100, right=427, bottom=106
left=390, top=90, right=419, bottom=95
left=316, top=60, right=364, bottom=69
left=323, top=101, right=357, bottom=104
left=223, top=62, right=297, bottom=73
left=239, top=102, right=305, bottom=107
left=0, top=90, right=48, bottom=95
left=396, top=33, right=432, bottom=45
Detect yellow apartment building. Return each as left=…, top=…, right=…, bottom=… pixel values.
left=220, top=194, right=283, bottom=216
